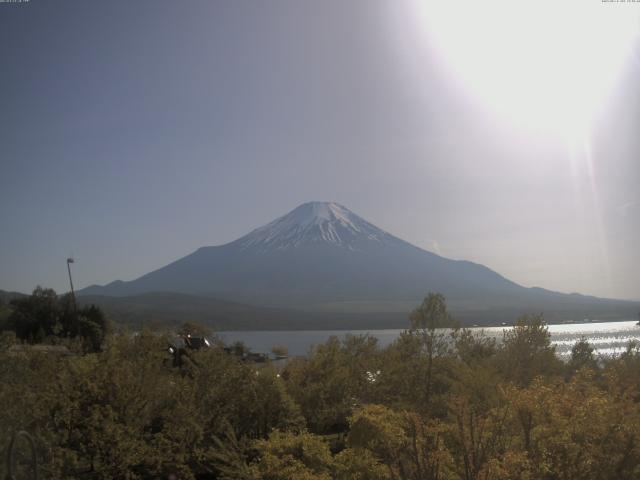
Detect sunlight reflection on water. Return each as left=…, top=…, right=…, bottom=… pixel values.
left=219, top=320, right=640, bottom=358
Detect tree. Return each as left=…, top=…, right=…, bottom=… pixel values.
left=409, top=293, right=458, bottom=403
left=7, top=286, right=60, bottom=342
left=249, top=431, right=333, bottom=480
left=333, top=448, right=391, bottom=480
left=283, top=335, right=380, bottom=433
left=80, top=309, right=106, bottom=351
left=5, top=296, right=640, bottom=479
left=503, top=373, right=640, bottom=479
left=453, top=329, right=497, bottom=366
left=497, top=314, right=562, bottom=386
left=450, top=393, right=510, bottom=480
left=6, top=287, right=110, bottom=352
left=347, top=404, right=407, bottom=471
left=346, top=405, right=454, bottom=480
left=568, top=337, right=598, bottom=374
left=603, top=340, right=640, bottom=401
left=210, top=424, right=256, bottom=480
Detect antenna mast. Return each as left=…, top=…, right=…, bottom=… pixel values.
left=67, top=257, right=77, bottom=313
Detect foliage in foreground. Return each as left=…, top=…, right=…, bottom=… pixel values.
left=3, top=286, right=110, bottom=353
left=1, top=293, right=640, bottom=479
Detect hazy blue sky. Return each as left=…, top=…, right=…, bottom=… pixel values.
left=1, top=0, right=639, bottom=300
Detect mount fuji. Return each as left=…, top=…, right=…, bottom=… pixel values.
left=78, top=202, right=638, bottom=327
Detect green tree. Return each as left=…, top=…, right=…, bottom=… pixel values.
left=333, top=448, right=391, bottom=480
left=453, top=329, right=497, bottom=366
left=283, top=335, right=380, bottom=433
left=497, top=314, right=562, bottom=386
left=347, top=404, right=407, bottom=471
left=568, top=337, right=598, bottom=375
left=6, top=287, right=110, bottom=352
left=249, top=431, right=333, bottom=480
left=347, top=405, right=454, bottom=480
left=409, top=293, right=458, bottom=403
left=7, top=286, right=60, bottom=342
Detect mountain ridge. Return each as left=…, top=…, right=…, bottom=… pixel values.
left=77, top=201, right=638, bottom=325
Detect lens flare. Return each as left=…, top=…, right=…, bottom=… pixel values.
left=416, top=0, right=639, bottom=140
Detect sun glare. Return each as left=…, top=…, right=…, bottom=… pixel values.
left=418, top=0, right=639, bottom=140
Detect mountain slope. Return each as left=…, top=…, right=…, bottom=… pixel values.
left=78, top=202, right=638, bottom=322
left=79, top=202, right=521, bottom=305
left=0, top=289, right=28, bottom=304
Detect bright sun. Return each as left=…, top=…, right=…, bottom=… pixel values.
left=417, top=0, right=639, bottom=140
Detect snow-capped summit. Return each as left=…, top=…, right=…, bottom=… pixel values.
left=234, top=201, right=398, bottom=251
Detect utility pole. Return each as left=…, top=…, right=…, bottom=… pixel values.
left=67, top=257, right=77, bottom=313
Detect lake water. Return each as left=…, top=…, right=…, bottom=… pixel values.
left=218, top=320, right=640, bottom=358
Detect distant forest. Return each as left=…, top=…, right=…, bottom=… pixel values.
left=2, top=291, right=640, bottom=479
left=3, top=286, right=638, bottom=331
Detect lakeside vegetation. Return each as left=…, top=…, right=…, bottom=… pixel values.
left=2, top=291, right=640, bottom=478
